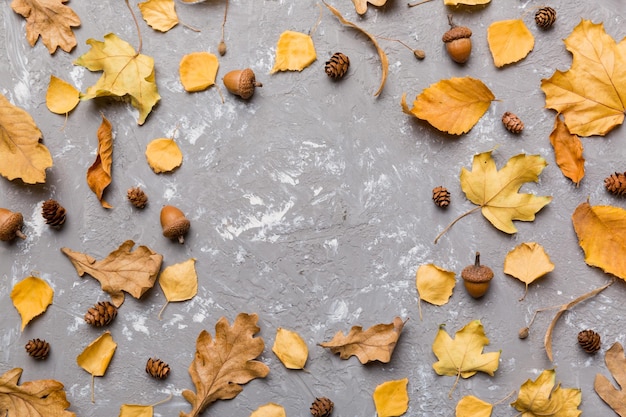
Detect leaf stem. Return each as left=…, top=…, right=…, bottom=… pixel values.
left=151, top=392, right=173, bottom=407
left=434, top=206, right=481, bottom=244
left=309, top=3, right=323, bottom=36
left=90, top=374, right=95, bottom=403
left=448, top=370, right=462, bottom=398
left=407, top=0, right=434, bottom=7
left=125, top=0, right=142, bottom=53
left=158, top=301, right=169, bottom=320
left=493, top=389, right=516, bottom=405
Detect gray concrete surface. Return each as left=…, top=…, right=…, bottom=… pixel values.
left=2, top=0, right=626, bottom=416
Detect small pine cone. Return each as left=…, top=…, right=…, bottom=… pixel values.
left=42, top=199, right=66, bottom=227
left=578, top=329, right=601, bottom=353
left=432, top=186, right=451, bottom=208
left=604, top=172, right=626, bottom=196
left=84, top=301, right=118, bottom=327
left=502, top=111, right=524, bottom=134
left=325, top=52, right=350, bottom=79
left=535, top=7, right=557, bottom=28
left=25, top=338, right=50, bottom=359
left=146, top=358, right=170, bottom=379
left=310, top=397, right=334, bottom=417
left=127, top=186, right=148, bottom=208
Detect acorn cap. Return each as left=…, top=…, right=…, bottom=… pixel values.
left=0, top=209, right=26, bottom=241
left=162, top=217, right=190, bottom=243
left=461, top=252, right=493, bottom=283
left=442, top=26, right=472, bottom=43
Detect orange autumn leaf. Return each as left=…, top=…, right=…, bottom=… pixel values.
left=46, top=75, right=80, bottom=115
left=87, top=116, right=113, bottom=208
left=595, top=342, right=626, bottom=416
left=487, top=19, right=534, bottom=67
left=372, top=378, right=409, bottom=417
left=549, top=114, right=585, bottom=186
left=179, top=52, right=219, bottom=92
left=138, top=0, right=179, bottom=32
left=10, top=276, right=54, bottom=331
left=455, top=396, right=492, bottom=417
left=145, top=138, right=183, bottom=173
left=270, top=31, right=317, bottom=74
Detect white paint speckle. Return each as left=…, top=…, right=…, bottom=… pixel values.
left=327, top=299, right=349, bottom=323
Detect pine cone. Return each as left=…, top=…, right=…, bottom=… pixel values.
left=127, top=186, right=148, bottom=208
left=578, top=329, right=601, bottom=353
left=25, top=338, right=50, bottom=359
left=432, top=186, right=451, bottom=208
left=146, top=358, right=170, bottom=379
left=84, top=301, right=118, bottom=327
left=42, top=199, right=66, bottom=227
left=604, top=172, right=626, bottom=196
left=325, top=52, right=350, bottom=79
left=535, top=6, right=556, bottom=28
left=502, top=111, right=524, bottom=134
left=310, top=397, right=334, bottom=417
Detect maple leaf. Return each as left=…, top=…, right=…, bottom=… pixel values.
left=11, top=0, right=80, bottom=53
left=372, top=378, right=409, bottom=417
left=86, top=115, right=113, bottom=208
left=138, top=0, right=179, bottom=32
left=432, top=320, right=500, bottom=396
left=61, top=240, right=163, bottom=307
left=549, top=115, right=585, bottom=186
left=0, top=368, right=75, bottom=417
left=541, top=20, right=626, bottom=137
left=180, top=313, right=269, bottom=417
left=487, top=19, right=534, bottom=67
left=504, top=242, right=554, bottom=300
left=0, top=93, right=53, bottom=184
left=351, top=0, right=387, bottom=15
left=595, top=342, right=626, bottom=416
left=319, top=317, right=406, bottom=364
left=511, top=369, right=581, bottom=417
left=74, top=33, right=161, bottom=125
left=10, top=276, right=54, bottom=330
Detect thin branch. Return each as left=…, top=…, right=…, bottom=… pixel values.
left=493, top=389, right=516, bottom=406
left=434, top=206, right=481, bottom=244
left=309, top=3, right=323, bottom=37
left=408, top=0, right=435, bottom=7
left=218, top=0, right=229, bottom=55
left=125, top=0, right=142, bottom=53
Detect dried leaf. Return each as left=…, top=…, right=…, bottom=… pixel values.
left=541, top=20, right=626, bottom=136
left=10, top=276, right=54, bottom=331
left=416, top=263, right=455, bottom=319
left=61, top=240, right=163, bottom=307
left=549, top=114, right=585, bottom=186
left=46, top=75, right=79, bottom=114
left=10, top=0, right=80, bottom=53
left=320, top=317, right=405, bottom=364
left=444, top=0, right=490, bottom=4
left=0, top=93, right=53, bottom=184
left=77, top=331, right=117, bottom=377
left=87, top=115, right=113, bottom=208
left=272, top=327, right=308, bottom=370
left=119, top=404, right=153, bottom=417
left=511, top=369, right=581, bottom=417
left=487, top=19, right=534, bottom=67
left=455, top=396, right=492, bottom=417
left=270, top=31, right=316, bottom=74
left=138, top=0, right=179, bottom=32
left=401, top=77, right=495, bottom=135
left=373, top=378, right=409, bottom=417
left=146, top=138, right=183, bottom=173
left=179, top=52, right=219, bottom=92
left=595, top=342, right=626, bottom=416
left=249, top=402, right=286, bottom=417
left=504, top=242, right=554, bottom=300
left=351, top=0, right=387, bottom=15
left=180, top=313, right=270, bottom=417
left=323, top=2, right=389, bottom=97
left=158, top=258, right=197, bottom=318
left=74, top=33, right=160, bottom=125
left=0, top=368, right=75, bottom=417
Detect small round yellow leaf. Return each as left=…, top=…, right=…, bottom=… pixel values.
left=46, top=75, right=80, bottom=114
left=271, top=31, right=317, bottom=73
left=416, top=263, right=456, bottom=306
left=10, top=276, right=54, bottom=331
left=179, top=52, right=219, bottom=92
left=145, top=138, right=183, bottom=173
left=272, top=327, right=308, bottom=369
left=373, top=378, right=409, bottom=417
left=455, top=395, right=493, bottom=417
left=487, top=19, right=535, bottom=67
left=250, top=403, right=286, bottom=417
left=77, top=331, right=117, bottom=377
left=138, top=0, right=179, bottom=32
left=159, top=258, right=197, bottom=303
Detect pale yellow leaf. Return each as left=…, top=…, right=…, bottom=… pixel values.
left=179, top=52, right=219, bottom=92
left=138, top=0, right=178, bottom=32
left=504, top=242, right=554, bottom=298
left=46, top=75, right=79, bottom=114
left=456, top=396, right=492, bottom=417
left=158, top=258, right=197, bottom=318
left=145, top=138, right=183, bottom=173
left=373, top=378, right=409, bottom=417
left=250, top=402, right=286, bottom=417
left=444, top=0, right=490, bottom=4
left=77, top=331, right=117, bottom=377
left=10, top=276, right=54, bottom=331
left=487, top=19, right=534, bottom=67
left=416, top=263, right=455, bottom=306
left=119, top=404, right=153, bottom=417
left=272, top=328, right=308, bottom=370
left=352, top=0, right=387, bottom=15
left=271, top=31, right=316, bottom=73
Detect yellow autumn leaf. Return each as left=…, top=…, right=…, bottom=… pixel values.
left=456, top=396, right=492, bottom=417
left=138, top=0, right=178, bottom=32
left=401, top=77, right=495, bottom=135
left=511, top=369, right=581, bottom=417
left=444, top=0, right=490, bottom=4
left=158, top=258, right=197, bottom=318
left=504, top=242, right=554, bottom=300
left=250, top=402, right=286, bottom=417
left=416, top=263, right=455, bottom=319
left=351, top=0, right=387, bottom=15
left=271, top=31, right=316, bottom=73
left=145, top=138, right=183, bottom=173
left=86, top=115, right=113, bottom=208
left=179, top=52, right=219, bottom=92
left=77, top=331, right=117, bottom=377
left=549, top=114, right=585, bottom=186
left=46, top=75, right=79, bottom=114
left=119, top=404, right=153, bottom=417
left=372, top=378, right=409, bottom=417
left=10, top=276, right=54, bottom=331
left=487, top=19, right=534, bottom=67
left=272, top=327, right=308, bottom=370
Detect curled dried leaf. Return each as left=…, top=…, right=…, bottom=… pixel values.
left=86, top=116, right=113, bottom=208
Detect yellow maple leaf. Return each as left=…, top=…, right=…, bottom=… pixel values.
left=351, top=0, right=387, bottom=15
left=179, top=52, right=219, bottom=92
left=416, top=263, right=455, bottom=319
left=487, top=19, right=534, bottom=67
left=511, top=369, right=581, bottom=417
left=74, top=33, right=160, bottom=125
left=401, top=77, right=495, bottom=135
left=549, top=115, right=585, bottom=186
left=541, top=20, right=626, bottom=137
left=272, top=327, right=308, bottom=370
left=271, top=31, right=316, bottom=74
left=138, top=0, right=179, bottom=32
left=373, top=378, right=409, bottom=417
left=86, top=116, right=113, bottom=208
left=145, top=137, right=183, bottom=173
left=76, top=331, right=117, bottom=402
left=46, top=75, right=79, bottom=114
left=0, top=94, right=53, bottom=184
left=444, top=0, right=490, bottom=4
left=10, top=276, right=54, bottom=331
left=455, top=396, right=493, bottom=417
left=158, top=258, right=197, bottom=318
left=250, top=403, right=286, bottom=417
left=504, top=242, right=554, bottom=300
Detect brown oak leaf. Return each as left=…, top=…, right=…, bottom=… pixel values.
left=0, top=368, right=75, bottom=417
left=595, top=342, right=626, bottom=416
left=11, top=0, right=80, bottom=53
left=87, top=115, right=113, bottom=208
left=319, top=316, right=406, bottom=364
left=180, top=313, right=269, bottom=417
left=61, top=240, right=163, bottom=307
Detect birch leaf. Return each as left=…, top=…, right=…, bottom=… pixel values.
left=250, top=403, right=286, bottom=417
left=504, top=242, right=554, bottom=300
left=416, top=264, right=455, bottom=319
left=272, top=327, right=308, bottom=370
left=456, top=396, right=492, bottom=417
left=270, top=31, right=316, bottom=73
left=46, top=75, right=79, bottom=114
left=595, top=342, right=626, bottom=416
left=10, top=276, right=54, bottom=331
left=511, top=369, right=581, bottom=417
left=77, top=331, right=117, bottom=377
left=549, top=114, right=585, bottom=186
left=138, top=0, right=179, bottom=32
left=351, top=0, right=387, bottom=15
left=145, top=138, right=183, bottom=173
left=179, top=52, right=219, bottom=92
left=372, top=378, right=409, bottom=417
left=87, top=115, right=113, bottom=208
left=119, top=404, right=153, bottom=417
left=487, top=19, right=534, bottom=67
left=158, top=258, right=197, bottom=318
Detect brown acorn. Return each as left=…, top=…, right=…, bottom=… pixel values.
left=442, top=15, right=472, bottom=64
left=223, top=68, right=262, bottom=99
left=160, top=205, right=190, bottom=244
left=0, top=208, right=26, bottom=241
left=461, top=252, right=494, bottom=298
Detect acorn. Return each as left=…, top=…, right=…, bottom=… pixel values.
left=222, top=68, right=262, bottom=99
left=0, top=208, right=26, bottom=241
left=160, top=205, right=190, bottom=244
left=442, top=15, right=472, bottom=64
left=461, top=252, right=494, bottom=298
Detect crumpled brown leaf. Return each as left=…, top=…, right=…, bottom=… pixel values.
left=180, top=313, right=269, bottom=417
left=319, top=317, right=405, bottom=364
left=87, top=116, right=113, bottom=208
left=61, top=240, right=163, bottom=307
left=595, top=342, right=626, bottom=416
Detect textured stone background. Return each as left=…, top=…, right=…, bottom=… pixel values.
left=1, top=0, right=626, bottom=416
